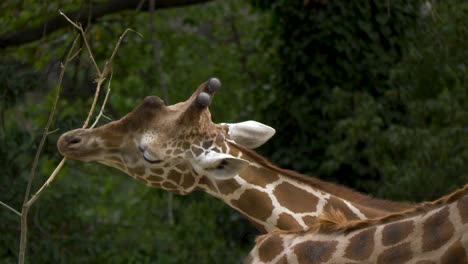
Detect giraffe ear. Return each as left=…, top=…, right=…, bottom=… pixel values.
left=191, top=151, right=249, bottom=180
left=223, top=121, right=276, bottom=149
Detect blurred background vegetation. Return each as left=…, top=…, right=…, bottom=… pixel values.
left=0, top=0, right=467, bottom=263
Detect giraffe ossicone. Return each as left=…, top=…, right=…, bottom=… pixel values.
left=58, top=78, right=413, bottom=233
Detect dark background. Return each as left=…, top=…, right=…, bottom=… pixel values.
left=1, top=0, right=467, bottom=263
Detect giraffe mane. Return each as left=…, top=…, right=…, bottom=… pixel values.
left=313, top=183, right=468, bottom=234
left=228, top=141, right=413, bottom=212
left=263, top=183, right=468, bottom=239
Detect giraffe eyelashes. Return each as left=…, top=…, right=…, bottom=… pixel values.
left=143, top=152, right=163, bottom=164
left=139, top=146, right=163, bottom=164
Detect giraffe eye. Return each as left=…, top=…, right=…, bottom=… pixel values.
left=139, top=147, right=163, bottom=164
left=143, top=152, right=163, bottom=164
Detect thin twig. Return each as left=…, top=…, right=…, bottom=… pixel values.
left=18, top=34, right=80, bottom=264
left=22, top=34, right=79, bottom=206
left=108, top=29, right=143, bottom=66
left=82, top=78, right=104, bottom=128
left=59, top=10, right=101, bottom=76
left=103, top=114, right=113, bottom=121
left=91, top=72, right=113, bottom=128
left=83, top=27, right=140, bottom=128
left=47, top=128, right=60, bottom=135
left=25, top=158, right=67, bottom=207
left=69, top=48, right=83, bottom=61
left=0, top=201, right=21, bottom=217
left=18, top=13, right=138, bottom=264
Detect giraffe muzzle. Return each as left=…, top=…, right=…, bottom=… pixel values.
left=57, top=128, right=94, bottom=160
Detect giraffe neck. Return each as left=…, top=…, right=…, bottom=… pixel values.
left=197, top=142, right=412, bottom=232
left=246, top=186, right=468, bottom=264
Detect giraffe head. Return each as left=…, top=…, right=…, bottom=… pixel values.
left=57, top=78, right=275, bottom=195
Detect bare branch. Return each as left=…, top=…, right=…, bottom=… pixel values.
left=21, top=34, right=79, bottom=206
left=18, top=19, right=138, bottom=263
left=0, top=0, right=214, bottom=49
left=60, top=10, right=102, bottom=77
left=0, top=201, right=21, bottom=217
left=25, top=158, right=67, bottom=208
left=91, top=73, right=113, bottom=128
left=108, top=29, right=143, bottom=66
left=19, top=34, right=80, bottom=264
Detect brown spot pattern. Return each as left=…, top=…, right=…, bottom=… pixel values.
left=276, top=213, right=302, bottom=230
left=377, top=242, right=412, bottom=264
left=202, top=140, right=213, bottom=149
left=199, top=177, right=216, bottom=192
left=167, top=170, right=182, bottom=184
left=180, top=174, right=196, bottom=189
left=231, top=189, right=274, bottom=221
left=242, top=166, right=279, bottom=188
left=274, top=182, right=318, bottom=213
left=422, top=208, right=454, bottom=252
left=215, top=134, right=224, bottom=145
left=162, top=181, right=177, bottom=190
left=258, top=234, right=284, bottom=262
left=324, top=196, right=362, bottom=220
left=276, top=255, right=289, bottom=264
left=147, top=175, right=163, bottom=182
left=415, top=261, right=436, bottom=264
left=175, top=164, right=186, bottom=171
left=303, top=215, right=317, bottom=226
left=458, top=195, right=468, bottom=224
left=129, top=166, right=146, bottom=177
left=344, top=227, right=376, bottom=260
left=293, top=240, right=338, bottom=263
left=173, top=149, right=183, bottom=155
left=217, top=178, right=241, bottom=195
left=382, top=220, right=414, bottom=246
left=151, top=168, right=164, bottom=175
left=182, top=141, right=190, bottom=150
left=440, top=240, right=468, bottom=264
left=191, top=146, right=204, bottom=156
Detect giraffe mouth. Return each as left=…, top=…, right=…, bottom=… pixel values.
left=57, top=128, right=100, bottom=162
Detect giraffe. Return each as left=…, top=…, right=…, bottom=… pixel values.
left=246, top=184, right=468, bottom=264
left=57, top=78, right=413, bottom=233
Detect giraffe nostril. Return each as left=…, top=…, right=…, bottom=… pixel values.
left=68, top=137, right=82, bottom=145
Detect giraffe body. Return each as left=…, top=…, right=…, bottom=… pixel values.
left=58, top=78, right=412, bottom=233
left=247, top=184, right=468, bottom=264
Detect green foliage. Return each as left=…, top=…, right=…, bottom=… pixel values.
left=1, top=0, right=467, bottom=263
left=254, top=0, right=419, bottom=177
left=1, top=0, right=264, bottom=262
left=256, top=0, right=468, bottom=200
left=323, top=0, right=468, bottom=200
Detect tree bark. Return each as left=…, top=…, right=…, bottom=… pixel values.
left=0, top=0, right=214, bottom=49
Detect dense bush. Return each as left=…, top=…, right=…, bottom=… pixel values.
left=253, top=0, right=468, bottom=200
left=0, top=0, right=467, bottom=263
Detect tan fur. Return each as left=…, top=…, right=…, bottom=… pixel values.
left=311, top=207, right=350, bottom=233
left=262, top=184, right=468, bottom=238
left=317, top=183, right=468, bottom=233
left=229, top=141, right=413, bottom=212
